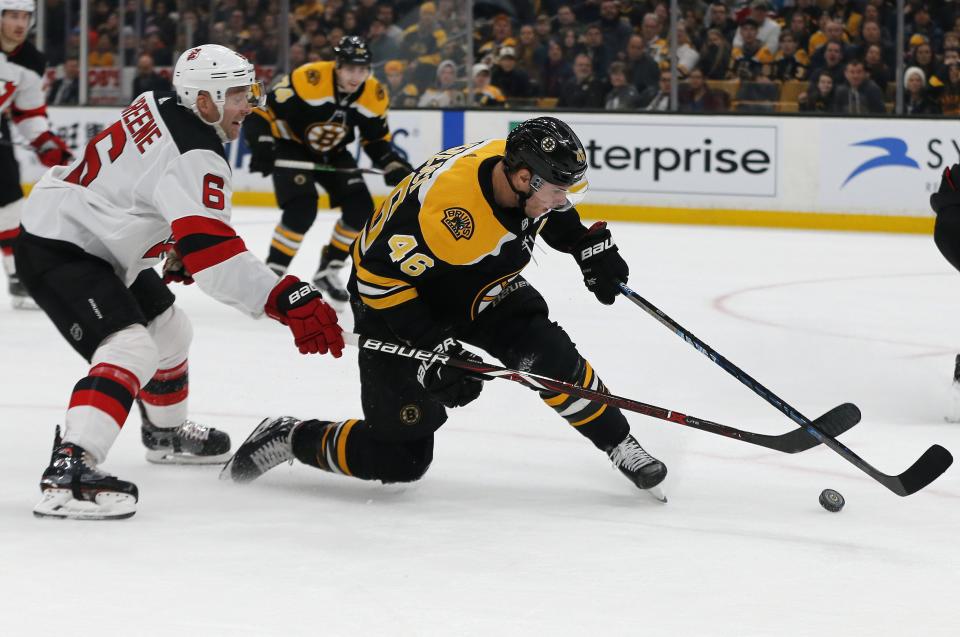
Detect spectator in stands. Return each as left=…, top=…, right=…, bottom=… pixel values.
left=131, top=53, right=172, bottom=97
left=910, top=40, right=938, bottom=87
left=418, top=59, right=464, bottom=107
left=479, top=14, right=516, bottom=58
left=491, top=47, right=533, bottom=99
left=599, top=0, right=631, bottom=56
left=515, top=24, right=542, bottom=83
left=583, top=23, right=611, bottom=78
left=701, top=2, right=738, bottom=45
left=863, top=44, right=892, bottom=91
left=604, top=61, right=642, bottom=110
left=402, top=2, right=447, bottom=90
left=376, top=4, right=403, bottom=45
left=88, top=33, right=114, bottom=68
left=856, top=20, right=894, bottom=67
left=734, top=1, right=782, bottom=54
left=676, top=23, right=700, bottom=78
left=809, top=19, right=853, bottom=70
left=904, top=66, right=941, bottom=115
left=540, top=39, right=573, bottom=97
left=559, top=27, right=586, bottom=62
left=938, top=61, right=960, bottom=115
left=625, top=34, right=660, bottom=93
left=295, top=0, right=323, bottom=24
left=144, top=29, right=173, bottom=66
left=467, top=63, right=506, bottom=107
left=786, top=11, right=811, bottom=54
left=355, top=0, right=379, bottom=34
left=729, top=19, right=773, bottom=80
left=699, top=28, right=732, bottom=80
left=679, top=67, right=729, bottom=112
left=833, top=0, right=864, bottom=41
left=799, top=70, right=835, bottom=112
left=640, top=13, right=667, bottom=64
left=554, top=5, right=580, bottom=37
left=239, top=23, right=266, bottom=63
left=47, top=58, right=80, bottom=106
left=534, top=13, right=553, bottom=44
left=289, top=43, right=307, bottom=70
left=557, top=52, right=606, bottom=108
left=369, top=18, right=402, bottom=66
left=809, top=40, right=846, bottom=87
left=945, top=32, right=960, bottom=54
left=120, top=26, right=137, bottom=65
left=385, top=60, right=420, bottom=107
left=832, top=60, right=886, bottom=114
left=640, top=70, right=672, bottom=111
left=907, top=5, right=943, bottom=53
left=772, top=32, right=809, bottom=81
left=149, top=1, right=177, bottom=52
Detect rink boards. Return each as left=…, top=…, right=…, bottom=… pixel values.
left=16, top=107, right=948, bottom=233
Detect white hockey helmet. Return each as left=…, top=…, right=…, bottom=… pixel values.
left=173, top=44, right=265, bottom=141
left=0, top=0, right=35, bottom=28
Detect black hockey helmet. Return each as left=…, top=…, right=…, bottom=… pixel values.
left=504, top=116, right=587, bottom=188
left=335, top=35, right=372, bottom=66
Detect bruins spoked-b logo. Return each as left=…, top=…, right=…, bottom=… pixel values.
left=442, top=207, right=474, bottom=240
left=541, top=136, right=556, bottom=152
left=400, top=404, right=422, bottom=425
left=305, top=121, right=347, bottom=153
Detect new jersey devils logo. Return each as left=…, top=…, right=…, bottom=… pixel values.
left=143, top=236, right=176, bottom=259
left=186, top=48, right=202, bottom=61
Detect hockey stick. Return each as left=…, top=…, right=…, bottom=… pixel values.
left=617, top=282, right=953, bottom=496
left=342, top=332, right=860, bottom=454
left=273, top=158, right=384, bottom=176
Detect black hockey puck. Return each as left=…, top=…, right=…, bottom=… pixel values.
left=819, top=488, right=845, bottom=512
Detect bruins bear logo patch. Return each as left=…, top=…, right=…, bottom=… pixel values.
left=442, top=207, right=474, bottom=240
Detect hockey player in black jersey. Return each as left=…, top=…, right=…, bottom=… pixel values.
left=0, top=0, right=72, bottom=309
left=225, top=117, right=668, bottom=498
left=244, top=35, right=413, bottom=309
left=19, top=45, right=344, bottom=520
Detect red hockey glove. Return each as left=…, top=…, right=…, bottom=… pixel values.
left=161, top=248, right=194, bottom=285
left=31, top=131, right=73, bottom=168
left=265, top=275, right=344, bottom=357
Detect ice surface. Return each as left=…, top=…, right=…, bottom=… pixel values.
left=2, top=210, right=959, bottom=636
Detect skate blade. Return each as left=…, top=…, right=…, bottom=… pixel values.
left=33, top=489, right=136, bottom=520
left=145, top=449, right=232, bottom=465
left=645, top=485, right=667, bottom=504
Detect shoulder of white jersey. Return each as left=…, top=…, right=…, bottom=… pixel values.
left=153, top=91, right=227, bottom=160
left=8, top=41, right=46, bottom=77
left=290, top=61, right=336, bottom=106
left=354, top=76, right=389, bottom=118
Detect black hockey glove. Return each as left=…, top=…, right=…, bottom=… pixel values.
left=162, top=248, right=194, bottom=285
left=383, top=158, right=414, bottom=187
left=248, top=135, right=276, bottom=177
left=931, top=164, right=960, bottom=215
left=417, top=337, right=484, bottom=408
left=571, top=221, right=629, bottom=305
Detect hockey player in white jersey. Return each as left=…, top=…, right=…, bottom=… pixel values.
left=17, top=44, right=345, bottom=520
left=0, top=0, right=72, bottom=308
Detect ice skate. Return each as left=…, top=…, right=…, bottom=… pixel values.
left=33, top=427, right=138, bottom=520
left=312, top=247, right=349, bottom=310
left=141, top=406, right=231, bottom=464
left=606, top=434, right=668, bottom=503
left=220, top=416, right=300, bottom=483
left=8, top=273, right=38, bottom=310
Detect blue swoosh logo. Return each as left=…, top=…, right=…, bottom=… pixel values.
left=842, top=137, right=920, bottom=187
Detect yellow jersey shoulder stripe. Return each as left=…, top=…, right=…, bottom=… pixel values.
left=291, top=61, right=336, bottom=106
left=360, top=287, right=419, bottom=309
left=354, top=76, right=389, bottom=119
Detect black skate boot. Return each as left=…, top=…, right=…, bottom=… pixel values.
left=312, top=246, right=349, bottom=309
left=8, top=273, right=38, bottom=310
left=220, top=416, right=301, bottom=483
left=140, top=402, right=231, bottom=465
left=34, top=427, right=138, bottom=520
left=606, top=434, right=668, bottom=502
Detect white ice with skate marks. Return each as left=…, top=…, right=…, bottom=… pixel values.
left=2, top=209, right=960, bottom=636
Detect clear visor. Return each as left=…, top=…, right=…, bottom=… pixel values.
left=223, top=80, right=267, bottom=108
left=530, top=175, right=589, bottom=212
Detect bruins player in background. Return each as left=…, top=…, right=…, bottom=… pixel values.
left=224, top=117, right=668, bottom=498
left=244, top=36, right=413, bottom=308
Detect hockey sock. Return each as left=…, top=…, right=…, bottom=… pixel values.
left=539, top=358, right=629, bottom=450
left=291, top=419, right=433, bottom=483
left=63, top=363, right=141, bottom=463
left=0, top=226, right=18, bottom=276
left=325, top=220, right=360, bottom=257
left=267, top=223, right=304, bottom=272
left=138, top=359, right=188, bottom=428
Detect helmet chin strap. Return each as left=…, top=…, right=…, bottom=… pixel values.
left=191, top=100, right=230, bottom=142
left=505, top=169, right=533, bottom=214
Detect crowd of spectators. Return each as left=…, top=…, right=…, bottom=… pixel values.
left=35, top=0, right=960, bottom=115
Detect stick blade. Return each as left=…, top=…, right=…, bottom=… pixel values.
left=888, top=444, right=954, bottom=496
left=778, top=403, right=862, bottom=453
